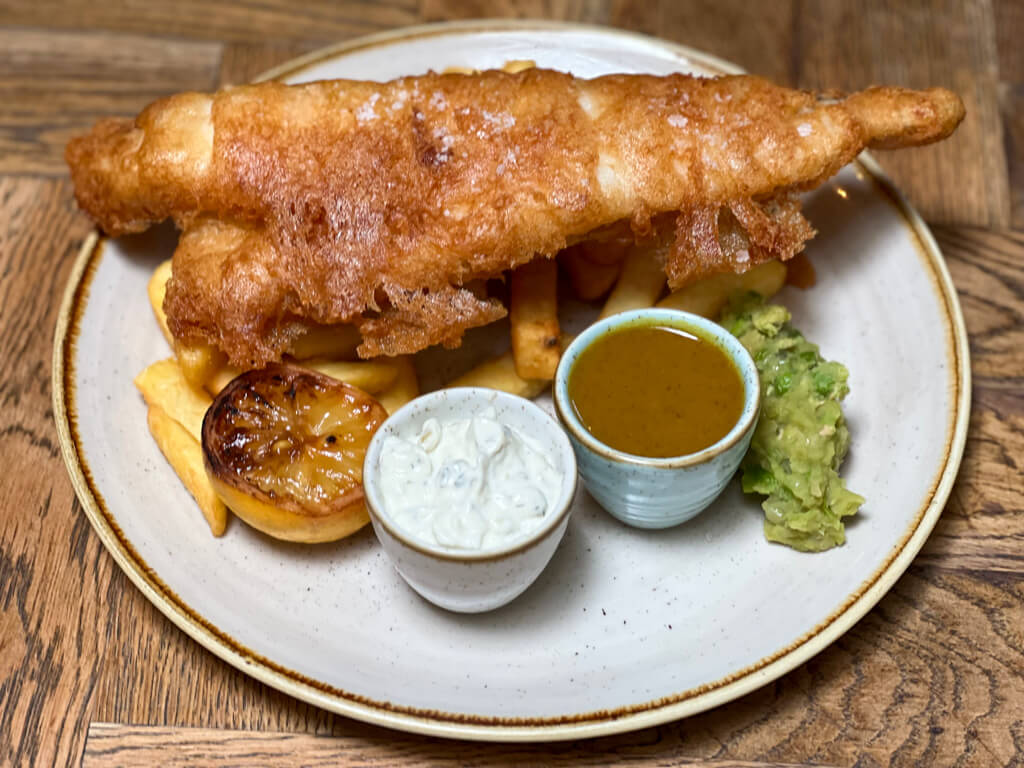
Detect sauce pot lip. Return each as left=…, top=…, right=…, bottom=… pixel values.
left=553, top=308, right=761, bottom=469
left=361, top=387, right=578, bottom=564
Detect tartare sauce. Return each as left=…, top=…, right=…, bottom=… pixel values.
left=377, top=407, right=561, bottom=551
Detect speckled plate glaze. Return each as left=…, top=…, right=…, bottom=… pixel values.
left=53, top=21, right=970, bottom=741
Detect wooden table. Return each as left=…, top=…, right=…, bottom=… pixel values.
left=2, top=2, right=1021, bottom=765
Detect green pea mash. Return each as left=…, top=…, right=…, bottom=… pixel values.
left=720, top=294, right=864, bottom=552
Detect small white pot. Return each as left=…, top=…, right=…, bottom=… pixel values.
left=363, top=387, right=578, bottom=613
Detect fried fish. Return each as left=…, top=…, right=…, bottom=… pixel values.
left=65, top=69, right=963, bottom=365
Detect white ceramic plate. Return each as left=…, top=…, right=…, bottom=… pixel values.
left=54, top=21, right=970, bottom=741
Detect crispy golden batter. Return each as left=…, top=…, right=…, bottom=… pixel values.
left=66, top=69, right=963, bottom=364
left=166, top=216, right=507, bottom=362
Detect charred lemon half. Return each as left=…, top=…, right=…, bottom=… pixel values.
left=202, top=363, right=388, bottom=543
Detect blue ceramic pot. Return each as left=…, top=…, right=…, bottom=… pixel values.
left=553, top=309, right=760, bottom=529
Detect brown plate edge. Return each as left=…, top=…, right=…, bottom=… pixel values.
left=50, top=20, right=972, bottom=743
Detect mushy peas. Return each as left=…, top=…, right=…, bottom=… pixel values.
left=720, top=294, right=864, bottom=552
left=568, top=324, right=744, bottom=458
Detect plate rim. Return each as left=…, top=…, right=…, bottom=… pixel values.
left=52, top=19, right=972, bottom=742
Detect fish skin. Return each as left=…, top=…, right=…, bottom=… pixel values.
left=65, top=69, right=964, bottom=365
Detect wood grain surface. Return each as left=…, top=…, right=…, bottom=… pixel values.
left=0, top=1, right=1021, bottom=766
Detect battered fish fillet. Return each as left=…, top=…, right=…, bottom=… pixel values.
left=65, top=69, right=963, bottom=364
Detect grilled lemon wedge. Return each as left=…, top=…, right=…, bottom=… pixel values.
left=202, top=363, right=387, bottom=543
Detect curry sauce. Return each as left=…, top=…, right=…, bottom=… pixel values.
left=568, top=324, right=744, bottom=458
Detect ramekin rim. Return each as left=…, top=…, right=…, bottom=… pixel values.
left=552, top=308, right=760, bottom=469
left=362, top=387, right=578, bottom=563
